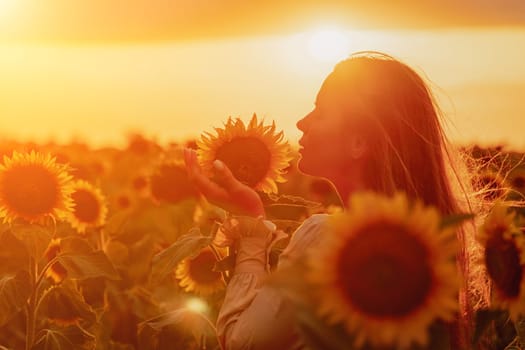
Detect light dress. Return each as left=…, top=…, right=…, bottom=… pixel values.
left=216, top=214, right=329, bottom=350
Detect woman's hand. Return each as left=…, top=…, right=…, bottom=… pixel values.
left=183, top=148, right=265, bottom=218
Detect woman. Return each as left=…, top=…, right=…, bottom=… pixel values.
left=184, top=51, right=485, bottom=349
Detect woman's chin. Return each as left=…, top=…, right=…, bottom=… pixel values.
left=296, top=158, right=311, bottom=175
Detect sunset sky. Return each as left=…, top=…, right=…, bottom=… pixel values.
left=0, top=0, right=524, bottom=149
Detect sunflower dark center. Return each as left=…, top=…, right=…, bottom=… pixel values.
left=188, top=250, right=222, bottom=284
left=215, top=137, right=271, bottom=188
left=485, top=234, right=522, bottom=298
left=337, top=223, right=433, bottom=318
left=72, top=189, right=100, bottom=223
left=150, top=165, right=197, bottom=203
left=1, top=165, right=59, bottom=217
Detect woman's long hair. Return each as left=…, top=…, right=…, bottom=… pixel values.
left=327, top=52, right=490, bottom=348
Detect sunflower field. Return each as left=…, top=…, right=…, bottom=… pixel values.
left=0, top=116, right=524, bottom=350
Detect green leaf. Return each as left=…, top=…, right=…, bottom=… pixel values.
left=103, top=240, right=129, bottom=266
left=37, top=282, right=96, bottom=327
left=56, top=251, right=120, bottom=280
left=150, top=228, right=213, bottom=283
left=262, top=193, right=322, bottom=220
left=137, top=308, right=216, bottom=349
left=0, top=270, right=31, bottom=327
left=124, top=234, right=157, bottom=283
left=261, top=193, right=321, bottom=209
left=439, top=213, right=475, bottom=230
left=31, top=325, right=96, bottom=350
left=59, top=237, right=94, bottom=254
left=104, top=211, right=131, bottom=238
left=9, top=223, right=53, bottom=260
left=0, top=231, right=29, bottom=275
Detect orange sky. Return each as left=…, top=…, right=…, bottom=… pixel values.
left=1, top=0, right=525, bottom=43
left=0, top=1, right=524, bottom=149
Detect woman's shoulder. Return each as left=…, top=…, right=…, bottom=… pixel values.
left=278, top=213, right=330, bottom=265
left=296, top=213, right=330, bottom=234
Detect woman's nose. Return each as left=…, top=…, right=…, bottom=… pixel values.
left=296, top=111, right=312, bottom=131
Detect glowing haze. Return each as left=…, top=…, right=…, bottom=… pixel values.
left=0, top=1, right=524, bottom=149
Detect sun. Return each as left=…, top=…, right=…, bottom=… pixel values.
left=0, top=0, right=14, bottom=14
left=0, top=0, right=18, bottom=23
left=306, top=27, right=351, bottom=63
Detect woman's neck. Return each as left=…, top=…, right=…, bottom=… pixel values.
left=330, top=175, right=368, bottom=207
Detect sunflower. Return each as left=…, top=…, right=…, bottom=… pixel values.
left=132, top=174, right=148, bottom=193
left=175, top=247, right=224, bottom=296
left=67, top=180, right=108, bottom=234
left=44, top=238, right=67, bottom=284
left=473, top=169, right=507, bottom=201
left=308, top=192, right=459, bottom=349
left=113, top=192, right=133, bottom=210
left=197, top=114, right=292, bottom=193
left=477, top=203, right=525, bottom=320
left=149, top=160, right=198, bottom=204
left=0, top=151, right=73, bottom=223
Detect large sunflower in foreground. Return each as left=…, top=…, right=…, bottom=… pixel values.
left=477, top=203, right=525, bottom=320
left=197, top=114, right=292, bottom=193
left=175, top=247, right=224, bottom=296
left=308, top=192, right=459, bottom=349
left=0, top=151, right=73, bottom=223
left=67, top=180, right=108, bottom=234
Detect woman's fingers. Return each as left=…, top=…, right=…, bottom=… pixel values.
left=183, top=147, right=263, bottom=216
left=184, top=148, right=228, bottom=200
left=213, top=160, right=240, bottom=191
left=193, top=172, right=228, bottom=199
left=184, top=147, right=242, bottom=191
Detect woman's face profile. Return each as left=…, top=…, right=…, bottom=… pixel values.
left=296, top=76, right=356, bottom=179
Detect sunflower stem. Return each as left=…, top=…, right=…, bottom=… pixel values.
left=25, top=257, right=37, bottom=350
left=97, top=228, right=105, bottom=251
left=33, top=286, right=55, bottom=324
left=199, top=334, right=206, bottom=349
left=34, top=255, right=61, bottom=297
